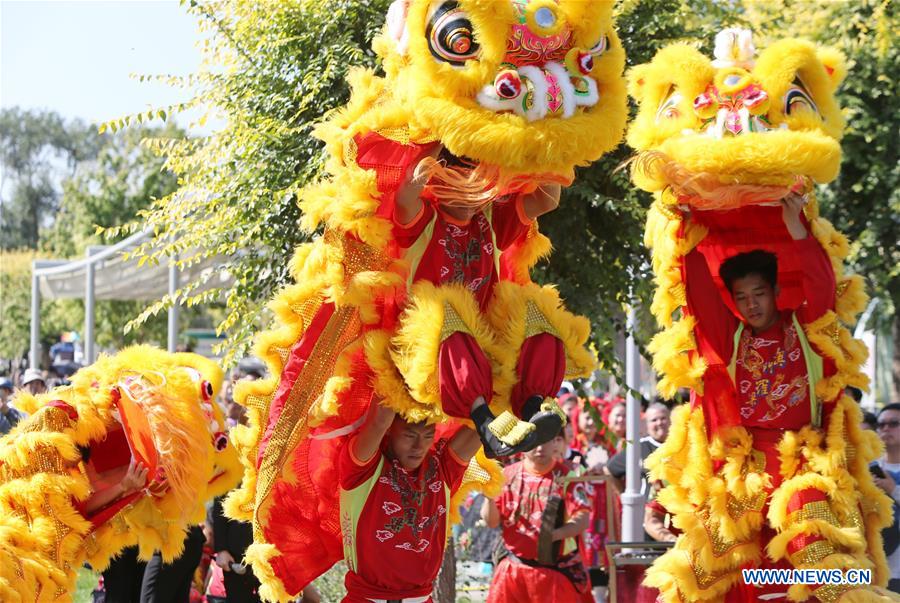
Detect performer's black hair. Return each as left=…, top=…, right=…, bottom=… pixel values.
left=878, top=403, right=900, bottom=417
left=719, top=249, right=778, bottom=293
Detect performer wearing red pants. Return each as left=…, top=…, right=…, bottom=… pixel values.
left=481, top=430, right=591, bottom=602
left=338, top=399, right=481, bottom=603
left=391, top=144, right=568, bottom=458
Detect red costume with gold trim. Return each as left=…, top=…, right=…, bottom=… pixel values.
left=628, top=29, right=897, bottom=602
left=224, top=2, right=628, bottom=601
left=0, top=346, right=241, bottom=602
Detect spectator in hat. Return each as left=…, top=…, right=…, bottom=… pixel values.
left=0, top=378, right=23, bottom=436
left=22, top=368, right=47, bottom=396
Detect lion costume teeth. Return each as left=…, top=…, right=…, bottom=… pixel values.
left=629, top=29, right=896, bottom=603
left=0, top=346, right=241, bottom=603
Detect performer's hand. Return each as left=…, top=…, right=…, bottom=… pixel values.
left=408, top=143, right=443, bottom=185
left=371, top=399, right=397, bottom=429
left=781, top=191, right=809, bottom=240
left=874, top=474, right=896, bottom=496
left=120, top=459, right=149, bottom=495
left=584, top=446, right=608, bottom=471
left=215, top=550, right=236, bottom=571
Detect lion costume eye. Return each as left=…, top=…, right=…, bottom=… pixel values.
left=589, top=35, right=608, bottom=57
left=427, top=1, right=480, bottom=66
left=655, top=88, right=683, bottom=122
left=784, top=77, right=818, bottom=116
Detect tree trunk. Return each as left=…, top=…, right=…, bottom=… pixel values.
left=433, top=539, right=456, bottom=603
left=893, top=318, right=900, bottom=403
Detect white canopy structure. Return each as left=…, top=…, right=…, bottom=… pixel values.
left=30, top=229, right=231, bottom=367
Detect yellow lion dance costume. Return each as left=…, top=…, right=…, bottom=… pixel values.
left=628, top=28, right=897, bottom=602
left=0, top=346, right=241, bottom=602
left=224, top=1, right=627, bottom=600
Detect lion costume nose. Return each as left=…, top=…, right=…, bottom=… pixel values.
left=476, top=0, right=604, bottom=121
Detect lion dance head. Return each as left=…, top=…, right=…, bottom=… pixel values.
left=0, top=346, right=241, bottom=601
left=627, top=28, right=847, bottom=198
left=343, top=0, right=627, bottom=176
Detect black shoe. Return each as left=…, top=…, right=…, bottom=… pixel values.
left=522, top=395, right=566, bottom=447
left=470, top=404, right=539, bottom=459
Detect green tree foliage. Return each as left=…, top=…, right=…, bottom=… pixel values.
left=0, top=111, right=187, bottom=360
left=42, top=123, right=188, bottom=353
left=0, top=108, right=102, bottom=249
left=113, top=0, right=393, bottom=365
left=45, top=124, right=181, bottom=257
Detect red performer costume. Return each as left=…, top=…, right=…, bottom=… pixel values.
left=393, top=185, right=566, bottom=423
left=338, top=400, right=482, bottom=603
left=484, top=450, right=591, bottom=603
left=352, top=131, right=576, bottom=458
left=682, top=199, right=843, bottom=601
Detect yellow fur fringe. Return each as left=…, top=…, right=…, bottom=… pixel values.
left=0, top=346, right=238, bottom=601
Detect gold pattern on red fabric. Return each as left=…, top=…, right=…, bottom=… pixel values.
left=790, top=539, right=835, bottom=567
left=439, top=302, right=473, bottom=343
left=255, top=232, right=390, bottom=526
left=812, top=583, right=852, bottom=602
left=523, top=299, right=560, bottom=340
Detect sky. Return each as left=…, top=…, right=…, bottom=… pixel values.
left=1, top=0, right=209, bottom=131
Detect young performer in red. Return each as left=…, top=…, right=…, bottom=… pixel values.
left=682, top=193, right=843, bottom=600
left=481, top=430, right=591, bottom=602
left=684, top=193, right=832, bottom=475
left=390, top=143, right=569, bottom=458
left=338, top=399, right=481, bottom=603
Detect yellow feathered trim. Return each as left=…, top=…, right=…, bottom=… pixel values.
left=299, top=161, right=391, bottom=251
left=648, top=406, right=768, bottom=546
left=783, top=552, right=875, bottom=602
left=244, top=542, right=295, bottom=603
left=647, top=316, right=707, bottom=396
left=449, top=449, right=503, bottom=525
left=486, top=281, right=596, bottom=393
left=643, top=546, right=746, bottom=603
left=835, top=275, right=868, bottom=325
left=391, top=281, right=502, bottom=412
left=645, top=404, right=696, bottom=488
left=808, top=585, right=899, bottom=603
left=501, top=222, right=553, bottom=284
left=365, top=329, right=442, bottom=424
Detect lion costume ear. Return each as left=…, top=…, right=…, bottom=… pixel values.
left=816, top=46, right=847, bottom=91
left=386, top=0, right=411, bottom=55
left=627, top=64, right=652, bottom=103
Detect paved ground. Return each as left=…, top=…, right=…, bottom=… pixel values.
left=456, top=560, right=492, bottom=603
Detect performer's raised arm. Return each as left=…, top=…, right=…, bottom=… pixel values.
left=448, top=424, right=482, bottom=464
left=521, top=183, right=561, bottom=220
left=780, top=192, right=836, bottom=322
left=349, top=398, right=397, bottom=466
left=682, top=231, right=738, bottom=364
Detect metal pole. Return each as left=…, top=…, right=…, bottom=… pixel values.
left=167, top=256, right=179, bottom=353
left=30, top=262, right=41, bottom=368
left=621, top=305, right=645, bottom=543
left=84, top=247, right=98, bottom=364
